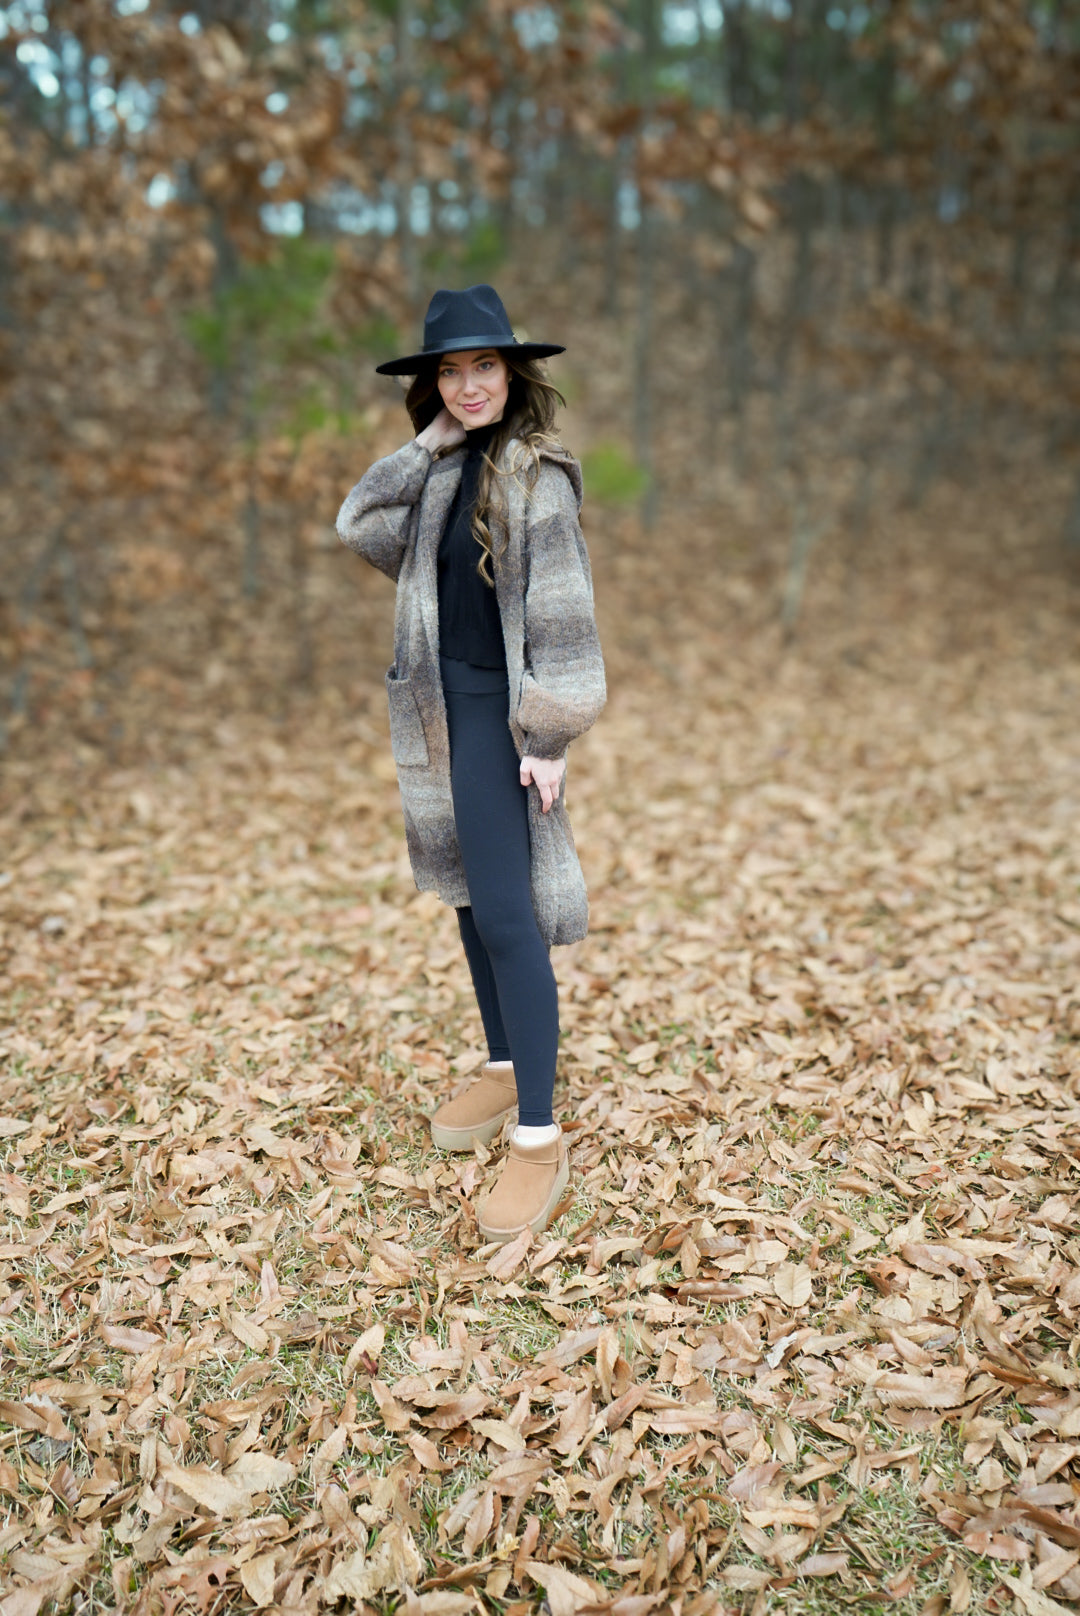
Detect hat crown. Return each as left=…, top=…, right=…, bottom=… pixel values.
left=373, top=284, right=563, bottom=374
left=422, top=284, right=514, bottom=352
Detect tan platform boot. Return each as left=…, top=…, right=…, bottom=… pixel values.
left=477, top=1128, right=569, bottom=1245
left=429, top=1063, right=518, bottom=1151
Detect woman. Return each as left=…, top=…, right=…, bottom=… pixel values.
left=336, top=284, right=605, bottom=1245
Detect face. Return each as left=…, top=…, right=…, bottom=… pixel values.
left=436, top=349, right=509, bottom=429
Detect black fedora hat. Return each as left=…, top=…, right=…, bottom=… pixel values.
left=374, top=284, right=565, bottom=376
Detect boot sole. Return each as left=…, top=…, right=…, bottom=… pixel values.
left=478, top=1153, right=570, bottom=1245
left=429, top=1107, right=516, bottom=1152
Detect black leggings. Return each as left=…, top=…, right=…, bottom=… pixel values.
left=441, top=657, right=558, bottom=1127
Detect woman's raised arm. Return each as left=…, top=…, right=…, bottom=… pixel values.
left=337, top=409, right=466, bottom=580
left=336, top=439, right=433, bottom=582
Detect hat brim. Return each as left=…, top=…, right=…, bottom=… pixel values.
left=375, top=337, right=565, bottom=377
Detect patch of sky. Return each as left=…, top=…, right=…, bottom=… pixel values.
left=410, top=183, right=431, bottom=236
left=15, top=36, right=59, bottom=95
left=438, top=203, right=469, bottom=232
left=618, top=177, right=640, bottom=232
left=266, top=90, right=289, bottom=114
left=262, top=200, right=304, bottom=235
left=662, top=5, right=700, bottom=47
left=438, top=180, right=459, bottom=200
left=938, top=186, right=965, bottom=224
left=515, top=6, right=559, bottom=49
left=329, top=183, right=396, bottom=236
left=267, top=20, right=289, bottom=43
left=320, top=37, right=343, bottom=70
left=116, top=0, right=149, bottom=13
left=179, top=13, right=200, bottom=35
left=262, top=160, right=286, bottom=188
left=409, top=14, right=425, bottom=35
left=147, top=173, right=176, bottom=208
left=4, top=1, right=46, bottom=33
left=950, top=78, right=973, bottom=106
left=10, top=0, right=47, bottom=32
left=117, top=81, right=156, bottom=135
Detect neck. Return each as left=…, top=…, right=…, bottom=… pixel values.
left=465, top=417, right=500, bottom=449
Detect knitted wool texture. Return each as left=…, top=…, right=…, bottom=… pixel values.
left=336, top=437, right=606, bottom=946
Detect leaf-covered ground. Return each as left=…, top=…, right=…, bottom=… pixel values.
left=1, top=474, right=1079, bottom=1616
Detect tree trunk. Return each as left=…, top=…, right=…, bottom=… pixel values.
left=728, top=239, right=756, bottom=477
left=3, top=526, right=65, bottom=746
left=289, top=499, right=314, bottom=688
left=207, top=204, right=238, bottom=420
left=633, top=205, right=657, bottom=529
left=241, top=340, right=261, bottom=599
left=633, top=0, right=659, bottom=530
left=781, top=478, right=826, bottom=643
left=718, top=0, right=752, bottom=116
left=774, top=173, right=814, bottom=396
left=396, top=0, right=419, bottom=306
left=1064, top=464, right=1080, bottom=552
left=784, top=0, right=804, bottom=125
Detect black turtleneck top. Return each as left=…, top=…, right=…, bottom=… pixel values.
left=436, top=421, right=507, bottom=671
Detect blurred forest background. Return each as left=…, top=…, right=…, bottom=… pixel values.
left=1, top=0, right=1078, bottom=756
left=4, top=8, right=1080, bottom=1612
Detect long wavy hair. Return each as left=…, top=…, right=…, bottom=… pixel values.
left=404, top=354, right=566, bottom=586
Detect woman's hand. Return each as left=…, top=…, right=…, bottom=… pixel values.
left=520, top=755, right=566, bottom=814
left=416, top=408, right=465, bottom=455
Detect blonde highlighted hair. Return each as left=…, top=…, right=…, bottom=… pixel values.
left=404, top=354, right=567, bottom=585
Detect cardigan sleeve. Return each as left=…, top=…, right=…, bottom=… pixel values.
left=517, top=461, right=606, bottom=760
left=336, top=439, right=432, bottom=582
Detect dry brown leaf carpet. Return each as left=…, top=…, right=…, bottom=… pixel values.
left=1, top=485, right=1079, bottom=1616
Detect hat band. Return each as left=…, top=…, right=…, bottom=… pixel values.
left=424, top=331, right=515, bottom=353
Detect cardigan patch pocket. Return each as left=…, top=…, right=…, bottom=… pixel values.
left=385, top=668, right=429, bottom=766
